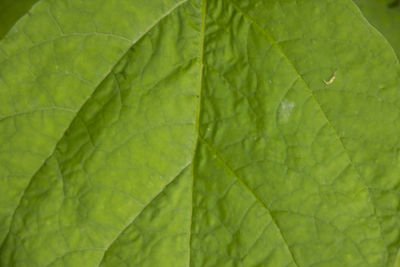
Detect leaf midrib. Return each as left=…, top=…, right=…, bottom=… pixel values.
left=187, top=0, right=301, bottom=265
left=187, top=0, right=208, bottom=265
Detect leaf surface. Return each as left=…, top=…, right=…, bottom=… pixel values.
left=0, top=0, right=399, bottom=266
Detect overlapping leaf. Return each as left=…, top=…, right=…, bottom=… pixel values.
left=354, top=0, right=400, bottom=58
left=0, top=0, right=39, bottom=39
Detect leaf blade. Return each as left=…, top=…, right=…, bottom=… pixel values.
left=1, top=0, right=400, bottom=266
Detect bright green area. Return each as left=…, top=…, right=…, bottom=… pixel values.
left=354, top=0, right=400, bottom=58
left=0, top=0, right=39, bottom=39
left=0, top=0, right=399, bottom=266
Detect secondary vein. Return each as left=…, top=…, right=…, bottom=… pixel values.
left=0, top=0, right=189, bottom=253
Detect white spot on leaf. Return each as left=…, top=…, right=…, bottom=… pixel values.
left=279, top=100, right=295, bottom=122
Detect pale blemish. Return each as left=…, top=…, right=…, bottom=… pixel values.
left=323, top=69, right=337, bottom=85
left=279, top=99, right=295, bottom=122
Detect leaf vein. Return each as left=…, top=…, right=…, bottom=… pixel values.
left=0, top=0, right=189, bottom=251
left=188, top=0, right=207, bottom=266
left=199, top=136, right=300, bottom=267
left=96, top=162, right=191, bottom=266
left=226, top=0, right=387, bottom=261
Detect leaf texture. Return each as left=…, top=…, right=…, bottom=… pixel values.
left=0, top=0, right=399, bottom=266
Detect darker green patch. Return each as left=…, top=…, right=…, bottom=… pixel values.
left=388, top=0, right=399, bottom=8
left=0, top=0, right=39, bottom=39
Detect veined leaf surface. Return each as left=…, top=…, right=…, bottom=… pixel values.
left=0, top=0, right=399, bottom=266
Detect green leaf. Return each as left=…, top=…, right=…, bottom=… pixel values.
left=0, top=0, right=399, bottom=266
left=0, top=0, right=39, bottom=39
left=354, top=0, right=400, bottom=59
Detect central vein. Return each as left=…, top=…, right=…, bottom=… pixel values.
left=188, top=0, right=207, bottom=266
